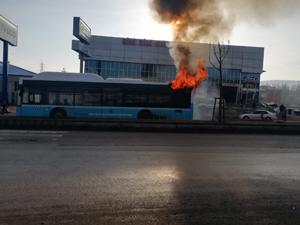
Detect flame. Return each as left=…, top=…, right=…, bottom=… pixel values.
left=171, top=60, right=208, bottom=90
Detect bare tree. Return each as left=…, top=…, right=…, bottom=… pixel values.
left=209, top=41, right=230, bottom=123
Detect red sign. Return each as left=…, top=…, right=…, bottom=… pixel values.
left=122, top=38, right=166, bottom=48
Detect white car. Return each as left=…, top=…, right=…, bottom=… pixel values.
left=240, top=110, right=277, bottom=121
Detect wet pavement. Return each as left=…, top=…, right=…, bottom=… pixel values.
left=0, top=130, right=300, bottom=225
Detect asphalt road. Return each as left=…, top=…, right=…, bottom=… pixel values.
left=0, top=130, right=300, bottom=225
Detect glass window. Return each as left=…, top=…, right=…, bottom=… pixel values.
left=124, top=93, right=147, bottom=106
left=22, top=87, right=44, bottom=104
left=85, top=60, right=98, bottom=74
left=102, top=88, right=123, bottom=106
left=148, top=94, right=171, bottom=107
left=49, top=92, right=73, bottom=105
left=22, top=88, right=29, bottom=104
left=74, top=89, right=102, bottom=106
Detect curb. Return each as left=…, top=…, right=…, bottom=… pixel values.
left=1, top=117, right=300, bottom=134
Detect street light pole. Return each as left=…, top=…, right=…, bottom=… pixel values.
left=1, top=41, right=9, bottom=114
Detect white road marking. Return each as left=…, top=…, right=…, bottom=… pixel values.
left=0, top=130, right=68, bottom=134
left=0, top=130, right=68, bottom=138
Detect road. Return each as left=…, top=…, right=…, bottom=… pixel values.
left=0, top=130, right=300, bottom=225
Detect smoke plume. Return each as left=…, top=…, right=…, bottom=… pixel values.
left=150, top=0, right=300, bottom=43
left=150, top=0, right=299, bottom=119
left=192, top=80, right=219, bottom=120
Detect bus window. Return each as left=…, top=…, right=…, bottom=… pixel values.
left=148, top=94, right=170, bottom=107
left=49, top=92, right=73, bottom=105
left=124, top=93, right=147, bottom=106
left=32, top=94, right=42, bottom=104
left=102, top=88, right=123, bottom=106
left=22, top=88, right=43, bottom=104
left=75, top=90, right=102, bottom=106
left=22, top=88, right=29, bottom=104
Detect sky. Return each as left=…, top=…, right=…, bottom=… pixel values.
left=0, top=0, right=299, bottom=81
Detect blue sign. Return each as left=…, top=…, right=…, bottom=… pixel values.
left=242, top=73, right=260, bottom=83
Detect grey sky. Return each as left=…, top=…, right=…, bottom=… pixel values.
left=0, top=0, right=299, bottom=80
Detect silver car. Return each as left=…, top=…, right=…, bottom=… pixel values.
left=240, top=110, right=277, bottom=121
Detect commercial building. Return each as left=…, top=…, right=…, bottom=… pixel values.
left=72, top=35, right=264, bottom=105
left=0, top=62, right=35, bottom=105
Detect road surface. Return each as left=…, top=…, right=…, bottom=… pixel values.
left=0, top=130, right=300, bottom=225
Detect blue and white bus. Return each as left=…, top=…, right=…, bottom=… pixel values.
left=16, top=72, right=193, bottom=120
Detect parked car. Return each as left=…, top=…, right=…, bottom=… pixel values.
left=239, top=110, right=277, bottom=121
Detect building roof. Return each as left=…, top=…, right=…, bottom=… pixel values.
left=0, top=62, right=35, bottom=77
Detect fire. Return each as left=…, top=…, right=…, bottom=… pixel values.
left=171, top=60, right=208, bottom=90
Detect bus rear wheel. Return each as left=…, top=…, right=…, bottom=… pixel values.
left=50, top=108, right=66, bottom=119
left=137, top=110, right=153, bottom=120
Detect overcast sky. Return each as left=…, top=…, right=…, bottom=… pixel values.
left=0, top=0, right=299, bottom=80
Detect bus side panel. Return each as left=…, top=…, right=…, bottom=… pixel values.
left=16, top=105, right=51, bottom=117
left=66, top=106, right=192, bottom=120
left=150, top=108, right=193, bottom=120
left=65, top=106, right=138, bottom=119
left=16, top=105, right=193, bottom=120
left=101, top=107, right=138, bottom=119
left=65, top=106, right=102, bottom=118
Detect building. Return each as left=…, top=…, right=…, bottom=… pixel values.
left=0, top=62, right=35, bottom=105
left=72, top=35, right=264, bottom=104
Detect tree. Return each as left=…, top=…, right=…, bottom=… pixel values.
left=209, top=41, right=230, bottom=123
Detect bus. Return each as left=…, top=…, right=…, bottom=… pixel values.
left=16, top=72, right=193, bottom=120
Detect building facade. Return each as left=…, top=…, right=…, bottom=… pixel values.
left=0, top=63, right=35, bottom=105
left=72, top=36, right=264, bottom=104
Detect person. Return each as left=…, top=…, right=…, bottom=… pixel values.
left=279, top=104, right=287, bottom=121
left=282, top=105, right=287, bottom=121
left=1, top=105, right=9, bottom=114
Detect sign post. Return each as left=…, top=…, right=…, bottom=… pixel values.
left=0, top=15, right=18, bottom=114
left=2, top=42, right=9, bottom=112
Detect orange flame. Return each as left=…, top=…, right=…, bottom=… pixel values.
left=171, top=61, right=208, bottom=90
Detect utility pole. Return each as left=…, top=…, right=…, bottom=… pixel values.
left=209, top=42, right=230, bottom=123
left=40, top=62, right=44, bottom=73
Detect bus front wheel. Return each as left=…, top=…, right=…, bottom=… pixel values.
left=137, top=110, right=153, bottom=120
left=50, top=108, right=66, bottom=119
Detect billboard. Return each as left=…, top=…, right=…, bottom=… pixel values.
left=73, top=17, right=91, bottom=44
left=0, top=15, right=18, bottom=46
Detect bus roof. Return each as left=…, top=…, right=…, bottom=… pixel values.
left=20, top=72, right=171, bottom=86
left=21, top=72, right=104, bottom=83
